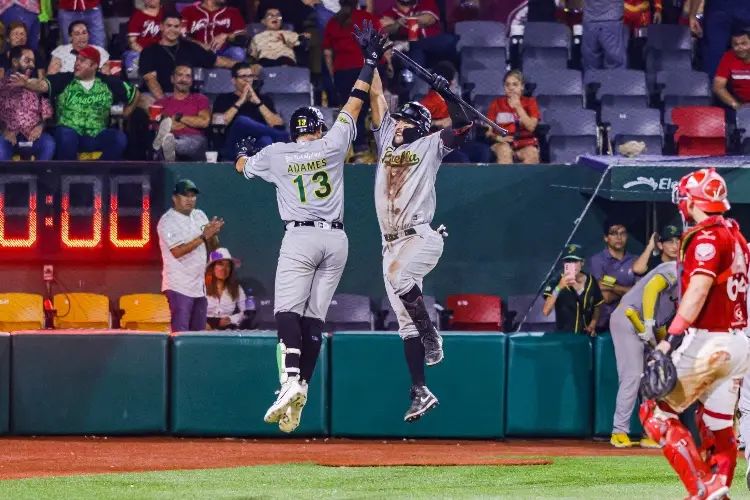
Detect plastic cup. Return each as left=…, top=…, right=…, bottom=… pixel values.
left=109, top=60, right=122, bottom=75
left=407, top=18, right=419, bottom=41
left=148, top=105, right=163, bottom=122
left=206, top=151, right=218, bottom=163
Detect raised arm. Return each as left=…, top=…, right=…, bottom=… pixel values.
left=345, top=20, right=390, bottom=123
left=369, top=69, right=388, bottom=130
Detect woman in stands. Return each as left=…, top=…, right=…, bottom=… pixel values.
left=205, top=248, right=248, bottom=330
left=0, top=21, right=44, bottom=78
left=486, top=70, right=541, bottom=165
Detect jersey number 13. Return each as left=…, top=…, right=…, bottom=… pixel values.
left=293, top=171, right=332, bottom=203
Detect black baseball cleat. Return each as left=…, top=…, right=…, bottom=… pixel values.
left=422, top=329, right=444, bottom=366
left=404, top=385, right=438, bottom=423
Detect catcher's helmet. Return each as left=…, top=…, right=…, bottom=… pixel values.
left=392, top=101, right=431, bottom=139
left=290, top=106, right=328, bottom=141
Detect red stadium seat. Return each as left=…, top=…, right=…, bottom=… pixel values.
left=671, top=106, right=726, bottom=156
left=446, top=294, right=502, bottom=331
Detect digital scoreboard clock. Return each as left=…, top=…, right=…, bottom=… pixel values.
left=0, top=162, right=164, bottom=262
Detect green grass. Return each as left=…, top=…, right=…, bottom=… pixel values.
left=1, top=457, right=749, bottom=499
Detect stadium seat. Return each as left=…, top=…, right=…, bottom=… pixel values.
left=466, top=69, right=505, bottom=112
left=527, top=68, right=583, bottom=110
left=645, top=24, right=693, bottom=52
left=544, top=108, right=599, bottom=163
left=254, top=296, right=276, bottom=330
left=507, top=294, right=556, bottom=332
left=455, top=21, right=506, bottom=51
left=381, top=296, right=438, bottom=331
left=0, top=293, right=44, bottom=331
left=584, top=69, right=648, bottom=109
left=262, top=67, right=313, bottom=121
left=522, top=49, right=569, bottom=71
left=53, top=293, right=111, bottom=329
left=521, top=22, right=571, bottom=70
left=203, top=69, right=235, bottom=95
left=671, top=106, right=726, bottom=156
left=409, top=78, right=430, bottom=102
left=736, top=107, right=750, bottom=153
left=645, top=51, right=693, bottom=90
left=324, top=294, right=373, bottom=332
left=601, top=107, right=663, bottom=155
left=460, top=46, right=507, bottom=80
left=446, top=294, right=502, bottom=331
left=656, top=71, right=711, bottom=113
left=118, top=294, right=170, bottom=332
left=318, top=106, right=336, bottom=129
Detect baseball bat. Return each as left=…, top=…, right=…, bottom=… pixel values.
left=391, top=49, right=509, bottom=137
left=625, top=307, right=657, bottom=348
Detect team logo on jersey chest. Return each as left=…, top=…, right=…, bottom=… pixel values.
left=382, top=146, right=420, bottom=168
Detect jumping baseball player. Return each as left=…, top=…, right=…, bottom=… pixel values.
left=639, top=168, right=750, bottom=500
left=234, top=21, right=388, bottom=433
left=366, top=57, right=472, bottom=422
left=609, top=226, right=680, bottom=449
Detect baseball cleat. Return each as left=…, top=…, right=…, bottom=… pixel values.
left=700, top=474, right=729, bottom=500
left=610, top=433, right=634, bottom=448
left=423, top=329, right=444, bottom=366
left=404, top=385, right=438, bottom=423
left=639, top=437, right=660, bottom=449
left=264, top=376, right=305, bottom=424
left=279, top=381, right=308, bottom=433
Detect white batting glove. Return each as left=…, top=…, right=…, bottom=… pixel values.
left=640, top=319, right=656, bottom=345
left=436, top=224, right=448, bottom=237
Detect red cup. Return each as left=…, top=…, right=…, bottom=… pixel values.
left=109, top=60, right=122, bottom=75
left=149, top=105, right=163, bottom=122
left=407, top=18, right=419, bottom=41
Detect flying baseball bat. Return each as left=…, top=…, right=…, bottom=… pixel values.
left=391, top=49, right=509, bottom=137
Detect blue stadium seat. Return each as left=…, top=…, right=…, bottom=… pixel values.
left=467, top=69, right=505, bottom=113
left=325, top=294, right=374, bottom=332
left=645, top=24, right=693, bottom=52
left=527, top=68, right=583, bottom=110
left=523, top=22, right=570, bottom=49
left=460, top=46, right=507, bottom=80
left=584, top=69, right=648, bottom=109
left=455, top=20, right=506, bottom=51
left=657, top=71, right=711, bottom=113
left=522, top=48, right=569, bottom=71
left=203, top=69, right=234, bottom=94
left=645, top=51, right=693, bottom=90
left=544, top=108, right=599, bottom=163
left=601, top=107, right=663, bottom=155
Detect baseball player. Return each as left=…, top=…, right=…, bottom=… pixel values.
left=366, top=61, right=472, bottom=422
left=609, top=226, right=680, bottom=449
left=639, top=168, right=750, bottom=500
left=234, top=21, right=388, bottom=433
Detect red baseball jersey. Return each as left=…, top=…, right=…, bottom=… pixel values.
left=680, top=216, right=750, bottom=331
left=181, top=4, right=245, bottom=46
left=127, top=8, right=164, bottom=49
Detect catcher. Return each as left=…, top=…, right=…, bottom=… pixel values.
left=640, top=168, right=750, bottom=500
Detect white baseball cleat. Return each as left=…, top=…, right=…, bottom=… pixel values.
left=264, top=376, right=305, bottom=424
left=279, top=380, right=309, bottom=433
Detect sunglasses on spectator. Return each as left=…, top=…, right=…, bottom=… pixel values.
left=608, top=230, right=628, bottom=237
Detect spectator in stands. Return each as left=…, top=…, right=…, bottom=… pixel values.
left=713, top=29, right=750, bottom=111
left=588, top=219, right=638, bottom=331
left=250, top=7, right=310, bottom=66
left=542, top=244, right=603, bottom=336
left=420, top=60, right=492, bottom=163
left=158, top=179, right=224, bottom=333
left=124, top=0, right=164, bottom=72
left=181, top=0, right=248, bottom=62
left=205, top=247, right=248, bottom=330
left=58, top=0, right=106, bottom=48
left=0, top=0, right=40, bottom=50
left=10, top=46, right=138, bottom=160
left=139, top=12, right=238, bottom=107
left=151, top=65, right=210, bottom=161
left=0, top=21, right=44, bottom=78
left=582, top=0, right=627, bottom=69
left=48, top=21, right=109, bottom=75
left=623, top=0, right=662, bottom=34
left=303, top=0, right=340, bottom=33
left=689, top=0, right=750, bottom=80
left=486, top=70, right=540, bottom=165
left=0, top=46, right=54, bottom=160
left=323, top=0, right=383, bottom=161
left=632, top=224, right=680, bottom=275
left=379, top=0, right=458, bottom=70
left=213, top=63, right=288, bottom=160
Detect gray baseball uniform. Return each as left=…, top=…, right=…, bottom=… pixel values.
left=243, top=111, right=355, bottom=320
left=373, top=111, right=452, bottom=339
left=610, top=261, right=679, bottom=435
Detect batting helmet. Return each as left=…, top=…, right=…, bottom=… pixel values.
left=290, top=106, right=328, bottom=142
left=392, top=101, right=431, bottom=141
left=672, top=168, right=730, bottom=224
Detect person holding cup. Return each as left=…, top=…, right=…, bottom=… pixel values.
left=541, top=244, right=604, bottom=336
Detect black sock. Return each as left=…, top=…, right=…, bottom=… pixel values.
left=403, top=337, right=426, bottom=386
left=299, top=317, right=323, bottom=383
left=275, top=312, right=302, bottom=380
left=399, top=285, right=434, bottom=335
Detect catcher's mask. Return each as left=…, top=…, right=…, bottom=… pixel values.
left=640, top=348, right=678, bottom=400
left=392, top=101, right=431, bottom=145
left=290, top=106, right=328, bottom=142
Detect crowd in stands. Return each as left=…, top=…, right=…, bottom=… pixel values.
left=0, top=0, right=745, bottom=162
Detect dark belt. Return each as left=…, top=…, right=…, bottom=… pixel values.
left=287, top=221, right=344, bottom=230
left=384, top=228, right=416, bottom=242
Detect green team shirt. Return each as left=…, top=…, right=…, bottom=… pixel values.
left=45, top=73, right=136, bottom=137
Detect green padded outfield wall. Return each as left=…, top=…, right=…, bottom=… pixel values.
left=330, top=332, right=506, bottom=438
left=11, top=331, right=169, bottom=435
left=593, top=333, right=642, bottom=437
left=506, top=333, right=593, bottom=437
left=0, top=333, right=8, bottom=434
left=170, top=331, right=329, bottom=436
left=163, top=164, right=606, bottom=300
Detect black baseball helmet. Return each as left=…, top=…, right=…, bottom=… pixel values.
left=392, top=101, right=431, bottom=138
left=290, top=106, right=328, bottom=141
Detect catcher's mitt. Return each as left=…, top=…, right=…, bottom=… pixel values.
left=640, top=348, right=678, bottom=400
